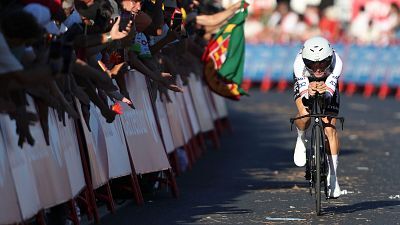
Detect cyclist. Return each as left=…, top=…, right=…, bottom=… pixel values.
left=292, top=36, right=343, bottom=198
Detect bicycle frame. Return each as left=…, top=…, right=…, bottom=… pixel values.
left=290, top=93, right=344, bottom=215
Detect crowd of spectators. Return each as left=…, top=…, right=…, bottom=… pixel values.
left=245, top=0, right=400, bottom=45
left=0, top=1, right=252, bottom=223
left=0, top=0, right=244, bottom=147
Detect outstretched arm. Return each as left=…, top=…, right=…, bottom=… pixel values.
left=195, top=1, right=242, bottom=27
left=324, top=52, right=342, bottom=96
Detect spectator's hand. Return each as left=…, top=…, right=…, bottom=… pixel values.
left=158, top=85, right=172, bottom=103
left=110, top=62, right=127, bottom=77
left=10, top=110, right=37, bottom=148
left=232, top=1, right=249, bottom=10
left=158, top=72, right=184, bottom=92
left=232, top=1, right=242, bottom=10
left=160, top=72, right=172, bottom=79
left=122, top=97, right=135, bottom=109
left=101, top=61, right=127, bottom=78
left=110, top=16, right=132, bottom=40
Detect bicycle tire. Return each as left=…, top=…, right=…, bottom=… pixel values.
left=314, top=125, right=322, bottom=215
left=321, top=133, right=329, bottom=199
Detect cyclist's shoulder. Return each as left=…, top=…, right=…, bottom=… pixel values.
left=332, top=51, right=343, bottom=63
left=293, top=52, right=304, bottom=68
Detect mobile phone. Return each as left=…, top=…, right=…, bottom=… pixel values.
left=170, top=13, right=182, bottom=31
left=119, top=10, right=132, bottom=32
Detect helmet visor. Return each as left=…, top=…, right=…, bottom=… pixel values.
left=303, top=56, right=332, bottom=73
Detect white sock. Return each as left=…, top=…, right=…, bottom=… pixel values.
left=297, top=128, right=305, bottom=139
left=328, top=154, right=338, bottom=176
left=332, top=155, right=338, bottom=175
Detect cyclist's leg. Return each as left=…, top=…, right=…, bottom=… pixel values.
left=293, top=97, right=310, bottom=167
left=323, top=89, right=341, bottom=197
left=322, top=117, right=341, bottom=197
left=322, top=117, right=339, bottom=155
left=293, top=73, right=311, bottom=131
left=323, top=88, right=341, bottom=155
left=294, top=97, right=311, bottom=130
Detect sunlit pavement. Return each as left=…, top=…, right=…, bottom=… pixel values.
left=94, top=89, right=400, bottom=225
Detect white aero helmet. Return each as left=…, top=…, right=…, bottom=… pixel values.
left=301, top=36, right=333, bottom=74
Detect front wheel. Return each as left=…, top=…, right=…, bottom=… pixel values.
left=314, top=126, right=323, bottom=215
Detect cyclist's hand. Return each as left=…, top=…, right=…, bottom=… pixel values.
left=308, top=82, right=318, bottom=96
left=316, top=82, right=327, bottom=94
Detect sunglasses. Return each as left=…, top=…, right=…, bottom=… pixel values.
left=303, top=56, right=332, bottom=72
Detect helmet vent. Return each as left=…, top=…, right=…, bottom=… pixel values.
left=319, top=48, right=323, bottom=51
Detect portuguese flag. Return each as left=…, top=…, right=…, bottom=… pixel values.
left=203, top=1, right=248, bottom=100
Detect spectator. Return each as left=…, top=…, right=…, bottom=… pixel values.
left=348, top=5, right=371, bottom=44
left=244, top=10, right=264, bottom=43
left=375, top=2, right=400, bottom=45
left=320, top=6, right=341, bottom=43
left=267, top=0, right=298, bottom=43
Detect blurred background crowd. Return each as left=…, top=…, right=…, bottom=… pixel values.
left=242, top=0, right=400, bottom=45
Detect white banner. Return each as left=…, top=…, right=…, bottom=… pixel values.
left=0, top=126, right=24, bottom=224
left=96, top=108, right=131, bottom=179
left=54, top=113, right=85, bottom=197
left=31, top=108, right=76, bottom=208
left=120, top=71, right=171, bottom=174
left=0, top=97, right=86, bottom=224
left=155, top=92, right=175, bottom=154
left=202, top=85, right=218, bottom=121
left=77, top=102, right=109, bottom=189
left=211, top=93, right=229, bottom=119
left=164, top=91, right=185, bottom=149
left=78, top=98, right=132, bottom=186
left=188, top=74, right=214, bottom=132
left=182, top=82, right=201, bottom=135
left=170, top=90, right=191, bottom=144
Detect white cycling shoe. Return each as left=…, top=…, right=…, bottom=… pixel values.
left=327, top=173, right=341, bottom=198
left=294, top=136, right=307, bottom=167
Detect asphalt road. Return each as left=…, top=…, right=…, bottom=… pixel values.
left=93, top=90, right=400, bottom=225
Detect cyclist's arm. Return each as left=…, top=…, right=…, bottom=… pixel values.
left=293, top=53, right=309, bottom=99
left=324, top=52, right=342, bottom=96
